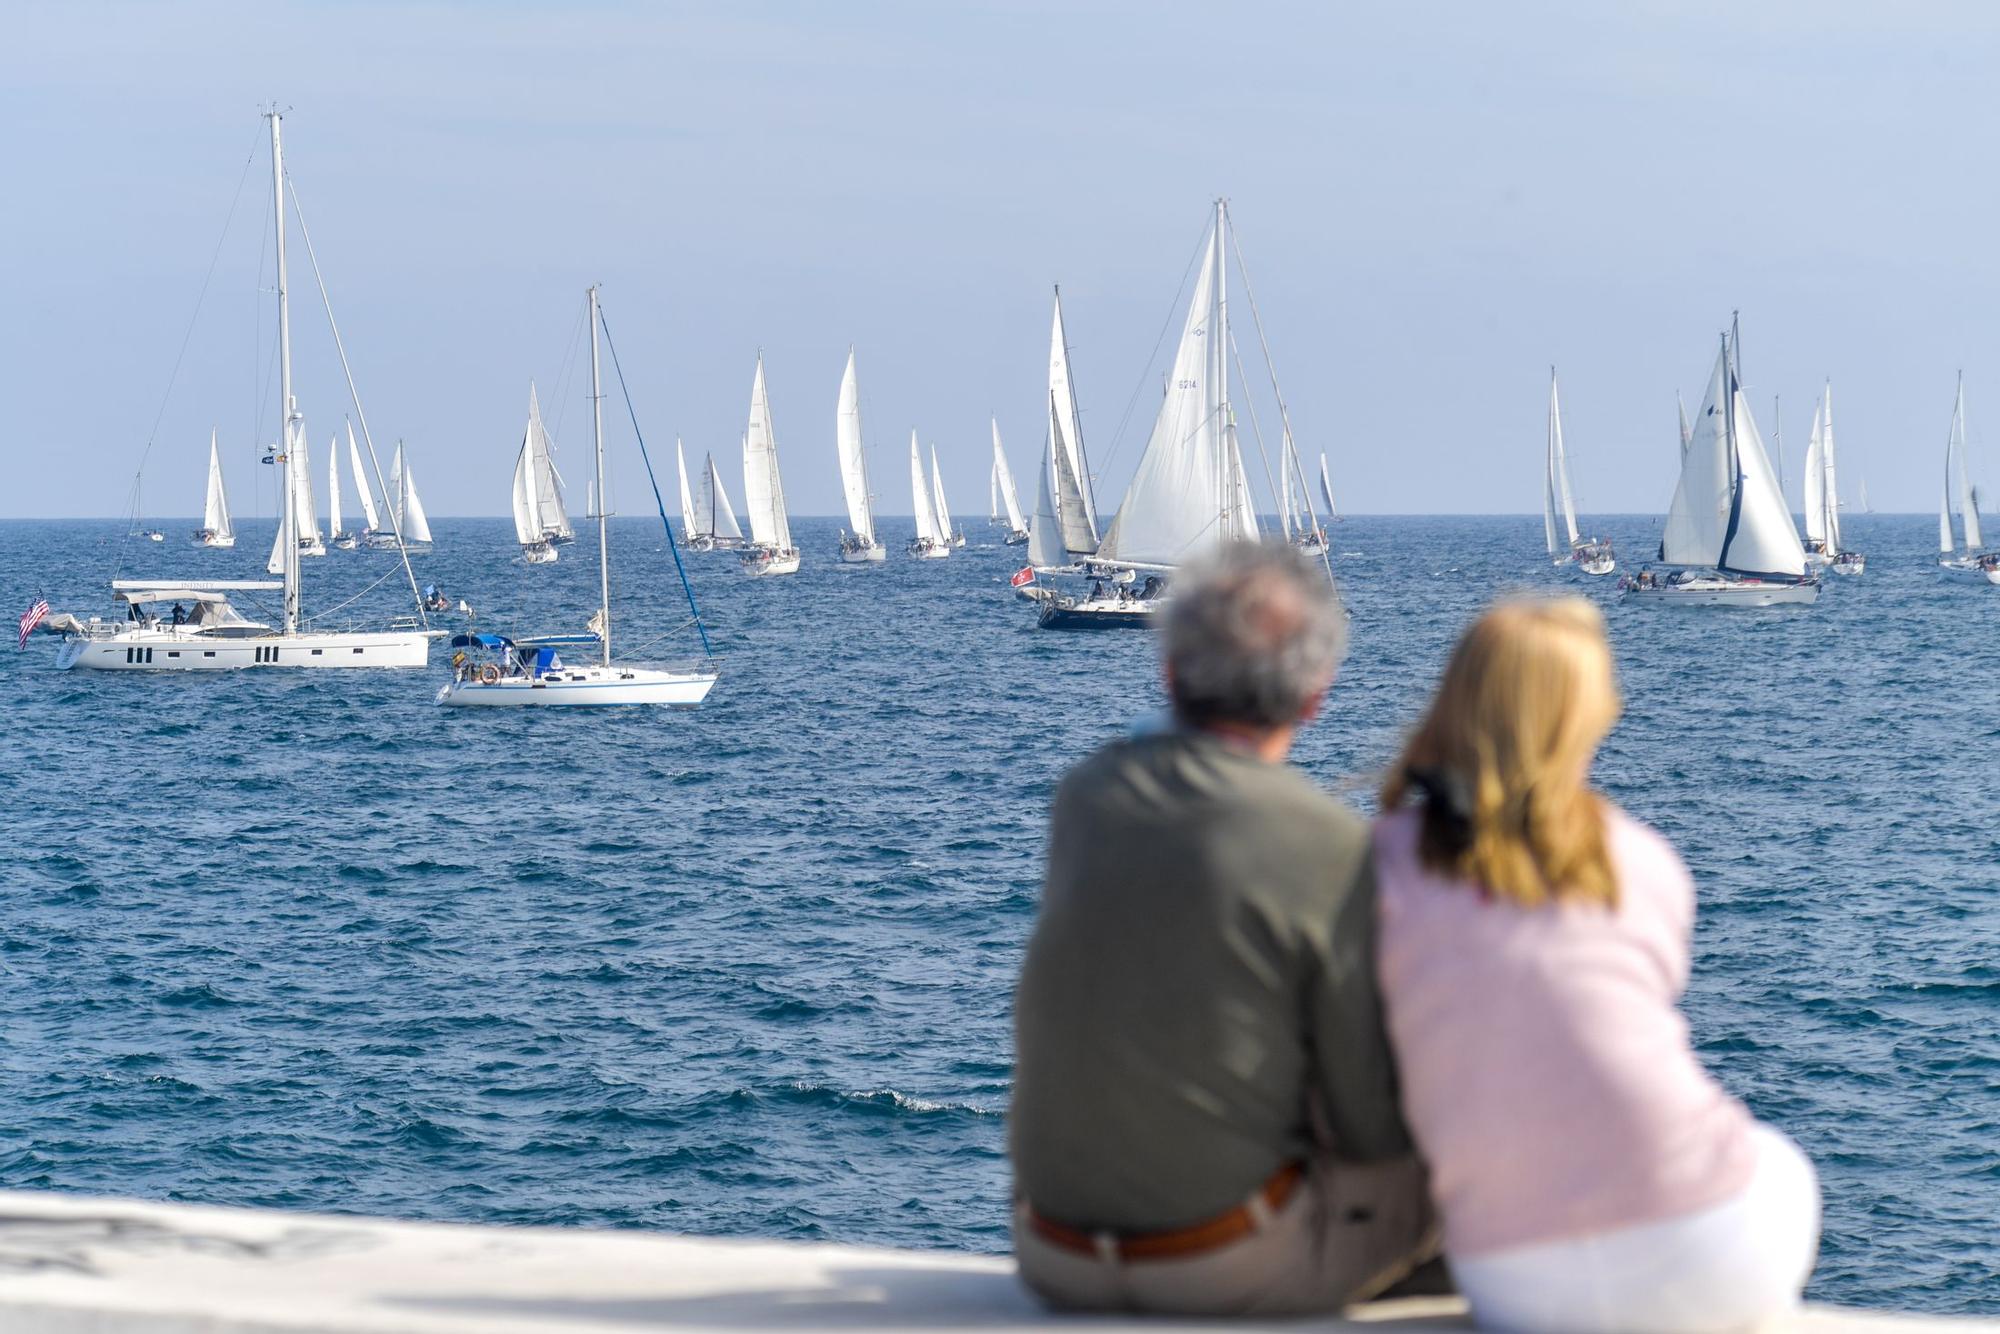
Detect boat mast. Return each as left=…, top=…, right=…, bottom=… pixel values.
left=589, top=285, right=610, bottom=666
left=269, top=108, right=301, bottom=634
left=1214, top=199, right=1232, bottom=533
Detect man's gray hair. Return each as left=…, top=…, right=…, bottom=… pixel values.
left=1162, top=541, right=1348, bottom=728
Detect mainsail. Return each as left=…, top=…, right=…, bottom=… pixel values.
left=1660, top=336, right=1805, bottom=578
left=697, top=453, right=743, bottom=542
left=911, top=431, right=945, bottom=546
left=742, top=357, right=792, bottom=551
left=929, top=444, right=955, bottom=541
left=203, top=431, right=233, bottom=540
left=1544, top=369, right=1580, bottom=560
left=391, top=443, right=433, bottom=545
left=511, top=383, right=572, bottom=548
left=347, top=423, right=381, bottom=531
left=676, top=439, right=698, bottom=537
left=1049, top=288, right=1099, bottom=547
left=992, top=420, right=1026, bottom=532
left=326, top=433, right=342, bottom=538
left=1941, top=375, right=1983, bottom=553
left=1803, top=384, right=1841, bottom=555
left=294, top=429, right=321, bottom=542
left=836, top=349, right=874, bottom=543
left=1094, top=204, right=1245, bottom=568
left=1318, top=453, right=1338, bottom=520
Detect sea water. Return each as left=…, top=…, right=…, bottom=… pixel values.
left=2, top=514, right=1993, bottom=1314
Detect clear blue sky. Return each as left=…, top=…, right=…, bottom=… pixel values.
left=8, top=1, right=1999, bottom=519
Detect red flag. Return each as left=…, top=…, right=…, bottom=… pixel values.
left=1010, top=566, right=1036, bottom=588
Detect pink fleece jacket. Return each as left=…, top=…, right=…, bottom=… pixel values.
left=1373, top=805, right=1759, bottom=1258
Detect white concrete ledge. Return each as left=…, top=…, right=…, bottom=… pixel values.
left=0, top=1191, right=1986, bottom=1333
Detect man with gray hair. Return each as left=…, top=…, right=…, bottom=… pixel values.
left=1010, top=541, right=1436, bottom=1315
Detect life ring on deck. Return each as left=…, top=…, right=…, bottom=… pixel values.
left=478, top=663, right=501, bottom=685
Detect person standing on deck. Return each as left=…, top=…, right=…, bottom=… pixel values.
left=1010, top=541, right=1438, bottom=1316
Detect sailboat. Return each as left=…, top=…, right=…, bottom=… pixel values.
left=930, top=444, right=964, bottom=547
left=908, top=431, right=952, bottom=559
left=990, top=420, right=1029, bottom=545
left=58, top=109, right=436, bottom=671
left=1317, top=453, right=1339, bottom=525
left=267, top=427, right=325, bottom=566
left=192, top=431, right=235, bottom=547
left=512, top=382, right=574, bottom=565
left=382, top=443, right=435, bottom=552
left=834, top=349, right=885, bottom=563
left=740, top=356, right=800, bottom=576
left=683, top=447, right=744, bottom=552
left=325, top=432, right=344, bottom=550
left=1277, top=434, right=1328, bottom=556
left=1624, top=322, right=1816, bottom=607
left=1039, top=201, right=1263, bottom=629
left=1937, top=374, right=2000, bottom=584
left=1544, top=369, right=1614, bottom=575
left=439, top=287, right=719, bottom=706
left=1802, top=383, right=1863, bottom=575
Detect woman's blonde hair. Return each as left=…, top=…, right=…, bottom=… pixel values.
left=1381, top=597, right=1621, bottom=908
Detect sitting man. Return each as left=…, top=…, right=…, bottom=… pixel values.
left=1010, top=540, right=1436, bottom=1316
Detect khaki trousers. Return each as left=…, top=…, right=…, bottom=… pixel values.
left=1013, top=1153, right=1439, bottom=1318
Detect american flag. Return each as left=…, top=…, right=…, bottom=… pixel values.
left=18, top=598, right=49, bottom=650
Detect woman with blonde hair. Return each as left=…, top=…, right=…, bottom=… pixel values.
left=1373, top=598, right=1820, bottom=1333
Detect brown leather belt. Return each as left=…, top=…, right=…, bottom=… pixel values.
left=1024, top=1161, right=1306, bottom=1263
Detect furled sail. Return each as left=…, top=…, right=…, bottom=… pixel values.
left=992, top=420, right=1026, bottom=532
left=203, top=431, right=233, bottom=540
left=1545, top=370, right=1580, bottom=559
left=742, top=357, right=792, bottom=551
left=836, top=349, right=874, bottom=543
left=1094, top=208, right=1232, bottom=568
left=347, top=423, right=381, bottom=531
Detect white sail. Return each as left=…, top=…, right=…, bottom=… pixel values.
left=1318, top=453, right=1337, bottom=519
left=1049, top=289, right=1099, bottom=546
left=1094, top=206, right=1231, bottom=569
left=992, top=420, right=1026, bottom=531
left=393, top=444, right=433, bottom=545
left=1662, top=338, right=1804, bottom=577
left=1944, top=377, right=1983, bottom=552
left=1818, top=385, right=1841, bottom=554
left=1028, top=427, right=1064, bottom=568
left=267, top=419, right=301, bottom=575
left=929, top=444, right=955, bottom=540
left=1224, top=419, right=1259, bottom=543
left=293, top=429, right=321, bottom=541
left=203, top=431, right=232, bottom=539
left=347, top=423, right=381, bottom=531
left=742, top=357, right=792, bottom=551
left=676, top=439, right=698, bottom=536
left=910, top=431, right=944, bottom=545
left=701, top=454, right=743, bottom=541
left=1545, top=370, right=1580, bottom=559
left=326, top=434, right=343, bottom=537
left=835, top=349, right=874, bottom=542
left=1803, top=387, right=1841, bottom=553
left=1678, top=393, right=1693, bottom=459
left=511, top=383, right=571, bottom=547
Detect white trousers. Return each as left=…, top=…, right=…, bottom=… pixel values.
left=1452, top=1125, right=1821, bottom=1334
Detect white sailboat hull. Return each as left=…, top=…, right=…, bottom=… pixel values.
left=437, top=664, right=718, bottom=708
left=741, top=546, right=801, bottom=577
left=522, top=541, right=558, bottom=565
left=58, top=627, right=435, bottom=671
left=1938, top=557, right=2000, bottom=585
left=191, top=532, right=236, bottom=549
left=1577, top=553, right=1616, bottom=577
left=1622, top=576, right=1818, bottom=607
left=1832, top=554, right=1865, bottom=576
left=907, top=540, right=951, bottom=560
left=838, top=540, right=886, bottom=564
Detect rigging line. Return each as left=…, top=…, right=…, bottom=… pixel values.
left=283, top=176, right=428, bottom=626
left=1224, top=208, right=1333, bottom=581
left=595, top=303, right=714, bottom=657
left=303, top=559, right=402, bottom=625
left=108, top=125, right=263, bottom=591
left=1225, top=326, right=1286, bottom=538
left=1096, top=214, right=1212, bottom=489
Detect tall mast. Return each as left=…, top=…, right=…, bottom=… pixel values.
left=1214, top=199, right=1231, bottom=527
left=589, top=285, right=610, bottom=666
left=269, top=108, right=301, bottom=634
